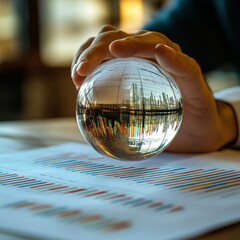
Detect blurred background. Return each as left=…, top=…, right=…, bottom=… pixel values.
left=0, top=0, right=167, bottom=121
left=0, top=0, right=239, bottom=121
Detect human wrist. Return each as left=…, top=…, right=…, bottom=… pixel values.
left=217, top=100, right=238, bottom=148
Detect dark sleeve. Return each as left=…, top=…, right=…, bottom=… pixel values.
left=143, top=0, right=230, bottom=73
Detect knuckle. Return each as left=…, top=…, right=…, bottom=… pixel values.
left=133, top=30, right=147, bottom=35
left=114, top=29, right=127, bottom=37
left=96, top=29, right=127, bottom=42
left=79, top=43, right=102, bottom=61
left=143, top=31, right=156, bottom=37
left=86, top=36, right=95, bottom=43
left=129, top=34, right=142, bottom=42
left=173, top=42, right=181, bottom=51
left=73, top=36, right=95, bottom=62
left=144, top=31, right=166, bottom=42
left=78, top=37, right=95, bottom=52
left=188, top=57, right=202, bottom=75
left=98, top=24, right=116, bottom=33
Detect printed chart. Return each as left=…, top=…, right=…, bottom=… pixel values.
left=0, top=143, right=239, bottom=240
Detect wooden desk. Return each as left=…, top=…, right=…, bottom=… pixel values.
left=0, top=118, right=239, bottom=240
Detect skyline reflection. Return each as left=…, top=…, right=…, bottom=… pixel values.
left=77, top=58, right=183, bottom=160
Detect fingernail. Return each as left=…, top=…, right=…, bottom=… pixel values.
left=156, top=44, right=175, bottom=55
left=76, top=61, right=86, bottom=75
left=71, top=63, right=78, bottom=78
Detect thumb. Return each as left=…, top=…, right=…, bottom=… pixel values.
left=154, top=44, right=206, bottom=99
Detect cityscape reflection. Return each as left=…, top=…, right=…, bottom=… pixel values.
left=77, top=58, right=183, bottom=161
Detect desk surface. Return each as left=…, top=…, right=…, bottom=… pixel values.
left=0, top=118, right=239, bottom=240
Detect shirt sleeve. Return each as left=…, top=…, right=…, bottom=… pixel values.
left=214, top=86, right=240, bottom=148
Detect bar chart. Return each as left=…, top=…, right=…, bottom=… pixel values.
left=0, top=171, right=184, bottom=213
left=34, top=152, right=240, bottom=196
left=3, top=200, right=131, bottom=233
left=0, top=143, right=239, bottom=240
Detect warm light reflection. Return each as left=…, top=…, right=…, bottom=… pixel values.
left=119, top=0, right=144, bottom=32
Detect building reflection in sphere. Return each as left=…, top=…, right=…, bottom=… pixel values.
left=76, top=58, right=183, bottom=161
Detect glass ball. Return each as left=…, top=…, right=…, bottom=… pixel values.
left=76, top=57, right=183, bottom=161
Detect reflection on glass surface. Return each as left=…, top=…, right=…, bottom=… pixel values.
left=76, top=58, right=183, bottom=161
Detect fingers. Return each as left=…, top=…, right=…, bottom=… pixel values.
left=71, top=64, right=86, bottom=89
left=72, top=25, right=118, bottom=69
left=109, top=32, right=181, bottom=59
left=97, top=24, right=119, bottom=35
left=71, top=25, right=121, bottom=88
left=71, top=37, right=94, bottom=88
left=76, top=25, right=129, bottom=77
left=71, top=26, right=183, bottom=90
left=71, top=37, right=94, bottom=69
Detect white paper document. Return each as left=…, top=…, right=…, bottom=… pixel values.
left=0, top=143, right=239, bottom=240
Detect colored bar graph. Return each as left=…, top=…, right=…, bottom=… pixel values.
left=0, top=171, right=183, bottom=214
left=3, top=200, right=131, bottom=233
left=0, top=143, right=239, bottom=240
left=33, top=153, right=240, bottom=195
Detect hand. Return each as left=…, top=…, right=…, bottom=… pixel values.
left=71, top=25, right=237, bottom=153
left=71, top=25, right=180, bottom=89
